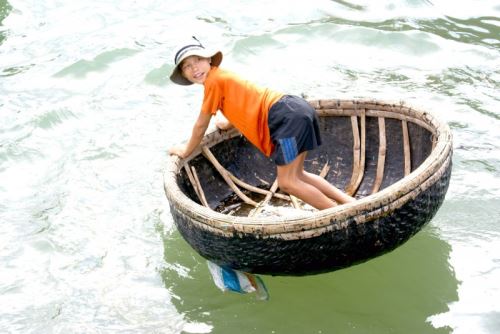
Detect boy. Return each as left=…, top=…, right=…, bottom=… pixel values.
left=168, top=37, right=354, bottom=209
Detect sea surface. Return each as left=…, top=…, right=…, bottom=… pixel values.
left=1, top=0, right=499, bottom=333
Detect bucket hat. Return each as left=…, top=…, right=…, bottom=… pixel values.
left=170, top=36, right=223, bottom=85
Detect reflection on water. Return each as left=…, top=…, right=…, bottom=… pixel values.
left=429, top=199, right=500, bottom=333
left=161, top=227, right=458, bottom=333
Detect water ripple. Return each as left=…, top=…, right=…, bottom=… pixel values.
left=316, top=15, right=500, bottom=50
left=0, top=63, right=35, bottom=77
left=53, top=48, right=140, bottom=78
left=33, top=108, right=78, bottom=129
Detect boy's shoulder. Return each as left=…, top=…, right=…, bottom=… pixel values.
left=210, top=66, right=233, bottom=77
left=207, top=67, right=241, bottom=84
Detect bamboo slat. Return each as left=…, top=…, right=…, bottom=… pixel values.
left=345, top=116, right=360, bottom=195
left=354, top=111, right=367, bottom=191
left=372, top=117, right=386, bottom=194
left=345, top=111, right=366, bottom=196
left=402, top=120, right=411, bottom=176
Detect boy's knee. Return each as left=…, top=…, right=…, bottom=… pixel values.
left=277, top=179, right=295, bottom=194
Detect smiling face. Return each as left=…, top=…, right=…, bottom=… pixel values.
left=180, top=55, right=212, bottom=85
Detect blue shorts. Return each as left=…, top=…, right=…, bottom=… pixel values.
left=267, top=95, right=322, bottom=166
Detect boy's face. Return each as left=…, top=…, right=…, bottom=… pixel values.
left=180, top=56, right=211, bottom=84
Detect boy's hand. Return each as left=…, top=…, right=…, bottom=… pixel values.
left=168, top=144, right=187, bottom=158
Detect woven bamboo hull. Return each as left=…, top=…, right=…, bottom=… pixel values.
left=164, top=99, right=453, bottom=276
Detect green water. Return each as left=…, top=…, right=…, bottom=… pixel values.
left=1, top=0, right=499, bottom=333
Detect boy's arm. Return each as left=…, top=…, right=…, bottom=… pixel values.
left=169, top=111, right=212, bottom=158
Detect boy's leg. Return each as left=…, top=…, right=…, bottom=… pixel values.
left=299, top=172, right=355, bottom=204
left=277, top=152, right=337, bottom=210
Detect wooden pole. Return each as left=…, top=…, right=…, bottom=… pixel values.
left=201, top=146, right=258, bottom=207
left=250, top=178, right=279, bottom=217
left=191, top=166, right=209, bottom=207
left=183, top=163, right=209, bottom=208
left=199, top=146, right=289, bottom=201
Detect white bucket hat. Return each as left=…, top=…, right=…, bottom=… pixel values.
left=170, top=36, right=223, bottom=85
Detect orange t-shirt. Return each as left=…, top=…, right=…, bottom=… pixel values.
left=201, top=67, right=284, bottom=156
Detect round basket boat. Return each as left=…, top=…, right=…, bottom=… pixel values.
left=164, top=99, right=453, bottom=276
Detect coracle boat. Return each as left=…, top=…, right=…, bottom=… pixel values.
left=164, top=99, right=452, bottom=276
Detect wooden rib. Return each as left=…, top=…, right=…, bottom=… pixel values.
left=289, top=195, right=301, bottom=209
left=365, top=109, right=435, bottom=134
left=255, top=175, right=270, bottom=186
left=264, top=179, right=279, bottom=203
left=402, top=120, right=411, bottom=176
left=354, top=111, right=366, bottom=190
left=201, top=146, right=258, bottom=207
left=371, top=117, right=386, bottom=194
left=318, top=108, right=437, bottom=136
left=250, top=179, right=279, bottom=217
left=191, top=166, right=209, bottom=207
left=319, top=162, right=330, bottom=179
left=345, top=115, right=360, bottom=195
left=183, top=163, right=207, bottom=207
left=197, top=156, right=289, bottom=201
left=346, top=111, right=366, bottom=196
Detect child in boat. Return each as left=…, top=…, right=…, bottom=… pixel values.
left=168, top=36, right=355, bottom=210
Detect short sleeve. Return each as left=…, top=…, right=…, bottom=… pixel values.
left=201, top=79, right=221, bottom=116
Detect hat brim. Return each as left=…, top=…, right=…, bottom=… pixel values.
left=170, top=49, right=223, bottom=86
